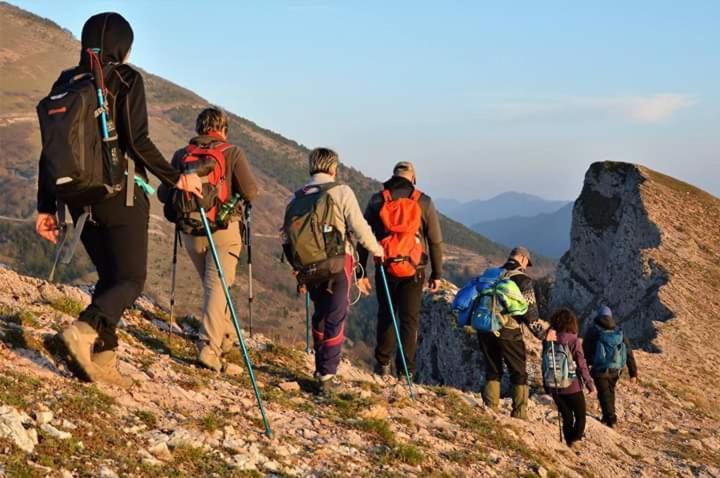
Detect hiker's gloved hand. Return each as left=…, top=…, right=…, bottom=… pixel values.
left=36, top=213, right=59, bottom=244
left=545, top=329, right=557, bottom=342
left=426, top=279, right=440, bottom=293
left=357, top=278, right=372, bottom=296
left=176, top=173, right=203, bottom=198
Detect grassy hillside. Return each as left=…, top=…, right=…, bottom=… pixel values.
left=0, top=2, right=549, bottom=361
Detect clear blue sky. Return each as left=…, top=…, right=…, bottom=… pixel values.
left=13, top=1, right=720, bottom=201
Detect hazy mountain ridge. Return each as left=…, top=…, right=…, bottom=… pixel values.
left=437, top=191, right=571, bottom=226
left=472, top=203, right=573, bottom=258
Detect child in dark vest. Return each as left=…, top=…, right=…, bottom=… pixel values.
left=544, top=308, right=595, bottom=447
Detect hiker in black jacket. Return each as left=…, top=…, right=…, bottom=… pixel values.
left=357, top=162, right=443, bottom=380
left=583, top=305, right=638, bottom=427
left=477, top=247, right=550, bottom=419
left=35, top=13, right=201, bottom=388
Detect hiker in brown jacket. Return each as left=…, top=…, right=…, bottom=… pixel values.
left=160, top=107, right=258, bottom=371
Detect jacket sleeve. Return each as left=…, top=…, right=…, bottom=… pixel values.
left=513, top=275, right=547, bottom=340
left=574, top=338, right=595, bottom=393
left=423, top=198, right=444, bottom=280
left=356, top=200, right=373, bottom=278
left=118, top=72, right=180, bottom=186
left=625, top=336, right=638, bottom=377
left=37, top=151, right=57, bottom=214
left=341, top=186, right=384, bottom=258
left=583, top=327, right=598, bottom=372
left=229, top=147, right=259, bottom=203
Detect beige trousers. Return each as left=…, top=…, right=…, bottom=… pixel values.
left=182, top=223, right=243, bottom=355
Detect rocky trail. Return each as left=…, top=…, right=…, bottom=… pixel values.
left=0, top=266, right=718, bottom=477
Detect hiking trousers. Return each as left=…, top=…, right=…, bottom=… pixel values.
left=594, top=372, right=620, bottom=426
left=309, top=256, right=352, bottom=377
left=553, top=391, right=587, bottom=446
left=374, top=270, right=424, bottom=374
left=478, top=328, right=528, bottom=385
left=73, top=184, right=149, bottom=352
left=182, top=223, right=243, bottom=355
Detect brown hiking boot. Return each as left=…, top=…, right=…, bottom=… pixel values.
left=482, top=380, right=501, bottom=410
left=92, top=350, right=133, bottom=389
left=198, top=345, right=222, bottom=372
left=60, top=320, right=101, bottom=382
left=511, top=384, right=529, bottom=420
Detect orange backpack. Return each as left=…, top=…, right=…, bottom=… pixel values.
left=379, top=189, right=424, bottom=278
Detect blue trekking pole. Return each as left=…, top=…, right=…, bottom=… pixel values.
left=305, top=291, right=311, bottom=354
left=199, top=207, right=272, bottom=437
left=379, top=265, right=415, bottom=400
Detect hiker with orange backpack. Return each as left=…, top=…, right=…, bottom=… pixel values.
left=357, top=162, right=443, bottom=381
left=158, top=108, right=258, bottom=372
left=35, top=13, right=202, bottom=388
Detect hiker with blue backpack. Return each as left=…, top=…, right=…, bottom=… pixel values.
left=543, top=308, right=595, bottom=447
left=453, top=246, right=551, bottom=419
left=583, top=305, right=638, bottom=428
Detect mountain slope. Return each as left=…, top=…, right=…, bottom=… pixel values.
left=0, top=2, right=530, bottom=354
left=438, top=191, right=570, bottom=227
left=551, top=161, right=720, bottom=421
left=3, top=265, right=719, bottom=477
left=472, top=203, right=572, bottom=258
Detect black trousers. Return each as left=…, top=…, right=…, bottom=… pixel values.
left=594, top=372, right=620, bottom=426
left=553, top=391, right=586, bottom=445
left=374, top=269, right=424, bottom=374
left=477, top=328, right=528, bottom=385
left=71, top=185, right=149, bottom=352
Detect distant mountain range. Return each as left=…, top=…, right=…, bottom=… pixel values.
left=436, top=192, right=572, bottom=258
left=472, top=203, right=573, bottom=258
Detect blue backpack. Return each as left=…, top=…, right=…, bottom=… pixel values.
left=452, top=267, right=528, bottom=334
left=593, top=327, right=627, bottom=371
left=542, top=342, right=577, bottom=389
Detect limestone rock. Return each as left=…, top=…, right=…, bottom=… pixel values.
left=0, top=405, right=38, bottom=453
left=40, top=423, right=72, bottom=440
left=277, top=381, right=300, bottom=392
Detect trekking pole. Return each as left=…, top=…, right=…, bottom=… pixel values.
left=245, top=204, right=254, bottom=337
left=168, top=226, right=179, bottom=337
left=199, top=207, right=272, bottom=437
left=305, top=291, right=311, bottom=354
left=379, top=264, right=415, bottom=400
left=550, top=341, right=563, bottom=442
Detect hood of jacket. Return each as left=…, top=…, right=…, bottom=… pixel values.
left=595, top=315, right=617, bottom=330
left=80, top=12, right=134, bottom=68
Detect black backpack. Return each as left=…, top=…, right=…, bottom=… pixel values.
left=36, top=66, right=125, bottom=208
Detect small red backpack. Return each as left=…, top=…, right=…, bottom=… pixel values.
left=379, top=189, right=424, bottom=278
left=172, top=141, right=232, bottom=235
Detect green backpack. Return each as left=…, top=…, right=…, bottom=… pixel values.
left=282, top=183, right=346, bottom=286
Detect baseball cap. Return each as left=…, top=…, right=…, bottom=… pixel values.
left=509, top=246, right=533, bottom=267
left=393, top=161, right=416, bottom=176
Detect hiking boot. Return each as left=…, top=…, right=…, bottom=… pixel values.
left=374, top=363, right=392, bottom=378
left=92, top=350, right=133, bottom=389
left=316, top=374, right=340, bottom=397
left=198, top=345, right=222, bottom=372
left=60, top=320, right=100, bottom=381
left=510, top=384, right=529, bottom=420
left=482, top=380, right=501, bottom=410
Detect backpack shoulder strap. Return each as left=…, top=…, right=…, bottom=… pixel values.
left=382, top=189, right=393, bottom=203
left=410, top=189, right=422, bottom=201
